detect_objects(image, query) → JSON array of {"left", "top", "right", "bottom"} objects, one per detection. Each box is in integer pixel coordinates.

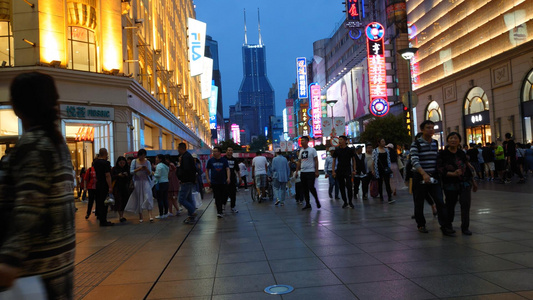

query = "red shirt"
[{"left": 84, "top": 167, "right": 97, "bottom": 190}]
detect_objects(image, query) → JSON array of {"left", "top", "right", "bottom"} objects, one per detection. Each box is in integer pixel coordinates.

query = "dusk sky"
[{"left": 195, "top": 0, "right": 344, "bottom": 117}]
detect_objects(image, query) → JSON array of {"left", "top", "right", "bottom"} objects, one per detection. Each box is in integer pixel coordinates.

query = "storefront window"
[
  {"left": 521, "top": 70, "right": 533, "bottom": 143},
  {"left": 68, "top": 27, "right": 97, "bottom": 72},
  {"left": 132, "top": 114, "right": 141, "bottom": 151},
  {"left": 464, "top": 87, "right": 491, "bottom": 145},
  {"left": 425, "top": 101, "right": 442, "bottom": 122},
  {"left": 0, "top": 22, "right": 14, "bottom": 66},
  {"left": 464, "top": 87, "right": 489, "bottom": 114},
  {"left": 0, "top": 107, "right": 20, "bottom": 136}
]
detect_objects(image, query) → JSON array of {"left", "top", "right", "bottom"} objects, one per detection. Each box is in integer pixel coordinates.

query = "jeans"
[
  {"left": 336, "top": 172, "right": 353, "bottom": 204},
  {"left": 444, "top": 183, "right": 471, "bottom": 231},
  {"left": 300, "top": 172, "right": 320, "bottom": 207},
  {"left": 326, "top": 170, "right": 339, "bottom": 197},
  {"left": 413, "top": 175, "right": 451, "bottom": 229},
  {"left": 178, "top": 182, "right": 196, "bottom": 217},
  {"left": 273, "top": 179, "right": 287, "bottom": 203},
  {"left": 211, "top": 183, "right": 227, "bottom": 214},
  {"left": 156, "top": 182, "right": 169, "bottom": 216}
]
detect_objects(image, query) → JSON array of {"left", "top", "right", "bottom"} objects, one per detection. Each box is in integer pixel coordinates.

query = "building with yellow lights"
[
  {"left": 409, "top": 0, "right": 533, "bottom": 145},
  {"left": 0, "top": 0, "right": 210, "bottom": 173}
]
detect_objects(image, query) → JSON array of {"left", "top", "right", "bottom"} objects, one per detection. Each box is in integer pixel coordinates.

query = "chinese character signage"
[
  {"left": 231, "top": 124, "right": 240, "bottom": 144},
  {"left": 187, "top": 18, "right": 206, "bottom": 77},
  {"left": 366, "top": 22, "right": 389, "bottom": 117},
  {"left": 345, "top": 0, "right": 362, "bottom": 22},
  {"left": 296, "top": 57, "right": 308, "bottom": 99},
  {"left": 310, "top": 83, "right": 322, "bottom": 138},
  {"left": 209, "top": 85, "right": 218, "bottom": 130},
  {"left": 61, "top": 105, "right": 114, "bottom": 121}
]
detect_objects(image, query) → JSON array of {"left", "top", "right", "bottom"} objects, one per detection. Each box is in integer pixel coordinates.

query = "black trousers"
[
  {"left": 377, "top": 173, "right": 392, "bottom": 199},
  {"left": 295, "top": 181, "right": 303, "bottom": 202},
  {"left": 227, "top": 180, "right": 237, "bottom": 208},
  {"left": 95, "top": 188, "right": 109, "bottom": 224},
  {"left": 336, "top": 172, "right": 353, "bottom": 204},
  {"left": 300, "top": 172, "right": 320, "bottom": 206},
  {"left": 354, "top": 175, "right": 371, "bottom": 198},
  {"left": 211, "top": 183, "right": 227, "bottom": 214},
  {"left": 86, "top": 189, "right": 96, "bottom": 216},
  {"left": 156, "top": 182, "right": 169, "bottom": 216},
  {"left": 444, "top": 184, "right": 471, "bottom": 231}
]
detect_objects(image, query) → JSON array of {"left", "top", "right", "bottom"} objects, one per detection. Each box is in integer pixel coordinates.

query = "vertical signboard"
[
  {"left": 345, "top": 0, "right": 362, "bottom": 22},
  {"left": 231, "top": 124, "right": 240, "bottom": 144},
  {"left": 296, "top": 57, "right": 308, "bottom": 99},
  {"left": 187, "top": 18, "right": 206, "bottom": 77},
  {"left": 200, "top": 57, "right": 213, "bottom": 99},
  {"left": 366, "top": 22, "right": 389, "bottom": 117},
  {"left": 208, "top": 84, "right": 218, "bottom": 130},
  {"left": 310, "top": 84, "right": 322, "bottom": 138}
]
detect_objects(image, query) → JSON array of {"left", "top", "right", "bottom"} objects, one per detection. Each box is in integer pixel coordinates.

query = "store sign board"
[
  {"left": 296, "top": 57, "right": 308, "bottom": 98},
  {"left": 464, "top": 110, "right": 490, "bottom": 127},
  {"left": 310, "top": 84, "right": 322, "bottom": 137},
  {"left": 61, "top": 104, "right": 114, "bottom": 121},
  {"left": 366, "top": 22, "right": 388, "bottom": 117},
  {"left": 200, "top": 57, "right": 213, "bottom": 99},
  {"left": 209, "top": 85, "right": 218, "bottom": 130},
  {"left": 187, "top": 18, "right": 207, "bottom": 77}
]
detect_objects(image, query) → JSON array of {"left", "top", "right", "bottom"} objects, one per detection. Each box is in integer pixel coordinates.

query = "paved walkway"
[{"left": 74, "top": 177, "right": 533, "bottom": 300}]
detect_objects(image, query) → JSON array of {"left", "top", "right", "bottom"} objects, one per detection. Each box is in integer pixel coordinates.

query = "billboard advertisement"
[
  {"left": 326, "top": 71, "right": 353, "bottom": 122},
  {"left": 187, "top": 18, "right": 206, "bottom": 77},
  {"left": 200, "top": 57, "right": 213, "bottom": 99},
  {"left": 310, "top": 83, "right": 322, "bottom": 138},
  {"left": 208, "top": 84, "right": 218, "bottom": 130},
  {"left": 366, "top": 22, "right": 389, "bottom": 117}
]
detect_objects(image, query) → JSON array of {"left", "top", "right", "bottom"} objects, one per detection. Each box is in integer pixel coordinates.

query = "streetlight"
[
  {"left": 398, "top": 47, "right": 418, "bottom": 140},
  {"left": 326, "top": 99, "right": 338, "bottom": 141}
]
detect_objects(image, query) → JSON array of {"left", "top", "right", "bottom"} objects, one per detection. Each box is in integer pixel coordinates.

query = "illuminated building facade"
[
  {"left": 0, "top": 0, "right": 210, "bottom": 176},
  {"left": 409, "top": 0, "right": 533, "bottom": 144}
]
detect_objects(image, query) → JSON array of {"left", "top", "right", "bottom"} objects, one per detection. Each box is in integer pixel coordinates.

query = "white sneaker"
[
  {"left": 231, "top": 208, "right": 239, "bottom": 213},
  {"left": 166, "top": 213, "right": 174, "bottom": 217},
  {"left": 217, "top": 213, "right": 224, "bottom": 218},
  {"left": 155, "top": 215, "right": 167, "bottom": 219}
]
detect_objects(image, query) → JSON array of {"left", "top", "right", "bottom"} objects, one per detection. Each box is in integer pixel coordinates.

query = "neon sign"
[
  {"left": 310, "top": 83, "right": 322, "bottom": 138},
  {"left": 366, "top": 22, "right": 388, "bottom": 117},
  {"left": 208, "top": 84, "right": 218, "bottom": 130},
  {"left": 296, "top": 57, "right": 308, "bottom": 99},
  {"left": 231, "top": 124, "right": 240, "bottom": 144}
]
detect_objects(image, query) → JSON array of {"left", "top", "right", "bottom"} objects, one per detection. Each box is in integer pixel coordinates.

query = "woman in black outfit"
[
  {"left": 112, "top": 156, "right": 131, "bottom": 222},
  {"left": 372, "top": 138, "right": 394, "bottom": 203},
  {"left": 437, "top": 132, "right": 478, "bottom": 235}
]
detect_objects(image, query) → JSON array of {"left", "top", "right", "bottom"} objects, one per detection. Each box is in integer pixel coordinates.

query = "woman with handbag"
[
  {"left": 437, "top": 132, "right": 477, "bottom": 235},
  {"left": 125, "top": 149, "right": 154, "bottom": 223},
  {"left": 372, "top": 138, "right": 394, "bottom": 203}
]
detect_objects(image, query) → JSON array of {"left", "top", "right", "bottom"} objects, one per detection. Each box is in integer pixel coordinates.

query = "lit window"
[
  {"left": 0, "top": 22, "right": 14, "bottom": 66},
  {"left": 68, "top": 27, "right": 97, "bottom": 72},
  {"left": 523, "top": 69, "right": 533, "bottom": 103},
  {"left": 464, "top": 87, "right": 489, "bottom": 115}
]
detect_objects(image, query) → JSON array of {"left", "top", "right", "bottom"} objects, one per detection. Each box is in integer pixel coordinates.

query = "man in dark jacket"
[{"left": 177, "top": 143, "right": 197, "bottom": 223}]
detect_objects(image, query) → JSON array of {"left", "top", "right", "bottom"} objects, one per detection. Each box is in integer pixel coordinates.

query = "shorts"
[
  {"left": 484, "top": 162, "right": 495, "bottom": 171},
  {"left": 255, "top": 174, "right": 267, "bottom": 188},
  {"left": 495, "top": 160, "right": 506, "bottom": 171}
]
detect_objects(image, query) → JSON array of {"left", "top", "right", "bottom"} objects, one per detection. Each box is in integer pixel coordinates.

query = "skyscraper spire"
[
  {"left": 257, "top": 8, "right": 262, "bottom": 46},
  {"left": 243, "top": 9, "right": 248, "bottom": 45}
]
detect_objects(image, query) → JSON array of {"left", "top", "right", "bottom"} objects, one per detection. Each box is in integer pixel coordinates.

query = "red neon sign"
[
  {"left": 310, "top": 84, "right": 322, "bottom": 138},
  {"left": 366, "top": 22, "right": 388, "bottom": 117},
  {"left": 346, "top": 0, "right": 360, "bottom": 20}
]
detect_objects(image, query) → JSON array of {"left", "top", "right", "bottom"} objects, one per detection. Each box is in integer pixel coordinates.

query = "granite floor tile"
[
  {"left": 412, "top": 274, "right": 507, "bottom": 298},
  {"left": 269, "top": 257, "right": 327, "bottom": 273},
  {"left": 82, "top": 283, "right": 153, "bottom": 300},
  {"left": 212, "top": 291, "right": 282, "bottom": 300},
  {"left": 159, "top": 264, "right": 216, "bottom": 281},
  {"left": 147, "top": 278, "right": 214, "bottom": 299},
  {"left": 212, "top": 273, "right": 276, "bottom": 295},
  {"left": 216, "top": 261, "right": 271, "bottom": 277},
  {"left": 495, "top": 252, "right": 533, "bottom": 268},
  {"left": 264, "top": 247, "right": 316, "bottom": 260},
  {"left": 388, "top": 260, "right": 467, "bottom": 278},
  {"left": 445, "top": 255, "right": 526, "bottom": 272},
  {"left": 319, "top": 253, "right": 382, "bottom": 268},
  {"left": 281, "top": 284, "right": 357, "bottom": 300},
  {"left": 310, "top": 244, "right": 364, "bottom": 256},
  {"left": 467, "top": 242, "right": 533, "bottom": 255},
  {"left": 273, "top": 269, "right": 342, "bottom": 288},
  {"left": 332, "top": 264, "right": 404, "bottom": 284},
  {"left": 217, "top": 250, "right": 266, "bottom": 264},
  {"left": 475, "top": 269, "right": 533, "bottom": 291},
  {"left": 347, "top": 279, "right": 436, "bottom": 300}
]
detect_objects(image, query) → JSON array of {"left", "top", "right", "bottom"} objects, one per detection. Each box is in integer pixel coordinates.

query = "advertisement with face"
[
  {"left": 353, "top": 63, "right": 369, "bottom": 119},
  {"left": 327, "top": 72, "right": 353, "bottom": 122}
]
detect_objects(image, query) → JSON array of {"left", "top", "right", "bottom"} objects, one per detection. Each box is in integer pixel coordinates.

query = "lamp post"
[
  {"left": 398, "top": 47, "right": 418, "bottom": 140},
  {"left": 326, "top": 99, "right": 338, "bottom": 144}
]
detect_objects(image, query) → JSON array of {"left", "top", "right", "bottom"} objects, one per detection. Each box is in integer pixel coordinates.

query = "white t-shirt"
[
  {"left": 299, "top": 147, "right": 318, "bottom": 172},
  {"left": 239, "top": 162, "right": 247, "bottom": 176},
  {"left": 252, "top": 155, "right": 268, "bottom": 175}
]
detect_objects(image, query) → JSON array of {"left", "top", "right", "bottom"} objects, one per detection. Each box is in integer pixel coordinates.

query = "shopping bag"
[
  {"left": 192, "top": 191, "right": 202, "bottom": 208},
  {"left": 370, "top": 179, "right": 379, "bottom": 198}
]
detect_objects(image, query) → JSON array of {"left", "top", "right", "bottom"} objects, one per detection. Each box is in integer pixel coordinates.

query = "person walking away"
[
  {"left": 176, "top": 143, "right": 197, "bottom": 224},
  {"left": 362, "top": 144, "right": 375, "bottom": 200},
  {"left": 324, "top": 147, "right": 340, "bottom": 199},
  {"left": 112, "top": 156, "right": 131, "bottom": 222},
  {"left": 354, "top": 145, "right": 371, "bottom": 201},
  {"left": 410, "top": 120, "right": 454, "bottom": 236},
  {"left": 225, "top": 147, "right": 240, "bottom": 213},
  {"left": 466, "top": 143, "right": 481, "bottom": 180},
  {"left": 166, "top": 154, "right": 181, "bottom": 216},
  {"left": 79, "top": 167, "right": 87, "bottom": 201},
  {"left": 476, "top": 143, "right": 485, "bottom": 180},
  {"left": 193, "top": 154, "right": 204, "bottom": 199},
  {"left": 494, "top": 141, "right": 506, "bottom": 182},
  {"left": 295, "top": 136, "right": 321, "bottom": 210},
  {"left": 504, "top": 133, "right": 525, "bottom": 184},
  {"left": 482, "top": 142, "right": 495, "bottom": 181},
  {"left": 84, "top": 160, "right": 98, "bottom": 219},
  {"left": 332, "top": 135, "right": 355, "bottom": 208},
  {"left": 438, "top": 132, "right": 478, "bottom": 235},
  {"left": 94, "top": 148, "right": 114, "bottom": 227},
  {"left": 154, "top": 154, "right": 170, "bottom": 219},
  {"left": 0, "top": 72, "right": 75, "bottom": 299},
  {"left": 125, "top": 148, "right": 154, "bottom": 223},
  {"left": 272, "top": 149, "right": 291, "bottom": 206},
  {"left": 252, "top": 151, "right": 268, "bottom": 200},
  {"left": 372, "top": 138, "right": 394, "bottom": 203},
  {"left": 206, "top": 147, "right": 230, "bottom": 218},
  {"left": 387, "top": 143, "right": 403, "bottom": 196},
  {"left": 238, "top": 159, "right": 249, "bottom": 191}
]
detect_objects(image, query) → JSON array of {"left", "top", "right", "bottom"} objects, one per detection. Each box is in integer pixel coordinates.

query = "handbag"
[{"left": 370, "top": 179, "right": 379, "bottom": 198}]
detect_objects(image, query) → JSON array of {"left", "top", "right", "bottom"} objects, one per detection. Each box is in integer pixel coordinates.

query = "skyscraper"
[
  {"left": 229, "top": 9, "right": 275, "bottom": 145},
  {"left": 205, "top": 35, "right": 224, "bottom": 144}
]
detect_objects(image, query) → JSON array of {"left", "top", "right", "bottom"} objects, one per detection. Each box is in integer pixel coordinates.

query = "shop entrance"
[
  {"left": 0, "top": 137, "right": 17, "bottom": 158},
  {"left": 466, "top": 124, "right": 491, "bottom": 145}
]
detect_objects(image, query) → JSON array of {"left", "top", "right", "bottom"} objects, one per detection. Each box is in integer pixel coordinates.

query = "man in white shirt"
[
  {"left": 238, "top": 160, "right": 248, "bottom": 191},
  {"left": 252, "top": 151, "right": 268, "bottom": 199},
  {"left": 295, "top": 136, "right": 321, "bottom": 210}
]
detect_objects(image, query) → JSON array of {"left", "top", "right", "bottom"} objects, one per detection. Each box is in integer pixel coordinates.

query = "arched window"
[
  {"left": 464, "top": 87, "right": 489, "bottom": 115},
  {"left": 522, "top": 69, "right": 533, "bottom": 103},
  {"left": 425, "top": 101, "right": 442, "bottom": 122}
]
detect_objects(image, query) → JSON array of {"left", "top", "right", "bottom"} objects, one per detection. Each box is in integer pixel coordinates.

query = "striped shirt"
[{"left": 410, "top": 137, "right": 439, "bottom": 175}]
